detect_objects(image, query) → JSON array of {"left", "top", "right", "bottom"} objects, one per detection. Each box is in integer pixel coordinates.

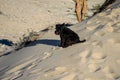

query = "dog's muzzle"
[{"left": 55, "top": 31, "right": 59, "bottom": 35}]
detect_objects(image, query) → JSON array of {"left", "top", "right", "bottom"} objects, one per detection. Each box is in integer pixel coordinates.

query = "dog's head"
[{"left": 55, "top": 23, "right": 65, "bottom": 35}]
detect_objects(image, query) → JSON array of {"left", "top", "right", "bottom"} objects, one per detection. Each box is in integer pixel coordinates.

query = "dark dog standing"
[{"left": 55, "top": 23, "right": 86, "bottom": 48}]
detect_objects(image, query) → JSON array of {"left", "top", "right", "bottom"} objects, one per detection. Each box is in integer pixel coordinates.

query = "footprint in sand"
[
  {"left": 44, "top": 66, "right": 67, "bottom": 77},
  {"left": 84, "top": 77, "right": 102, "bottom": 80},
  {"left": 29, "top": 68, "right": 42, "bottom": 75},
  {"left": 42, "top": 52, "right": 53, "bottom": 60},
  {"left": 102, "top": 66, "right": 120, "bottom": 79},
  {"left": 79, "top": 50, "right": 91, "bottom": 58},
  {"left": 89, "top": 59, "right": 106, "bottom": 64},
  {"left": 3, "top": 58, "right": 40, "bottom": 80},
  {"left": 91, "top": 47, "right": 107, "bottom": 60},
  {"left": 0, "top": 66, "right": 9, "bottom": 72},
  {"left": 92, "top": 40, "right": 103, "bottom": 47},
  {"left": 27, "top": 64, "right": 37, "bottom": 70},
  {"left": 52, "top": 46, "right": 63, "bottom": 50},
  {"left": 6, "top": 58, "right": 39, "bottom": 74},
  {"left": 88, "top": 48, "right": 106, "bottom": 64},
  {"left": 1, "top": 70, "right": 23, "bottom": 80},
  {"left": 104, "top": 23, "right": 114, "bottom": 33},
  {"left": 80, "top": 58, "right": 88, "bottom": 64},
  {"left": 52, "top": 47, "right": 57, "bottom": 50},
  {"left": 107, "top": 38, "right": 120, "bottom": 44},
  {"left": 79, "top": 49, "right": 91, "bottom": 64},
  {"left": 86, "top": 26, "right": 97, "bottom": 31},
  {"left": 10, "top": 73, "right": 23, "bottom": 80},
  {"left": 105, "top": 73, "right": 120, "bottom": 80},
  {"left": 91, "top": 52, "right": 106, "bottom": 60},
  {"left": 60, "top": 73, "right": 77, "bottom": 80},
  {"left": 1, "top": 76, "right": 13, "bottom": 80},
  {"left": 88, "top": 63, "right": 101, "bottom": 72},
  {"left": 116, "top": 59, "right": 120, "bottom": 64}
]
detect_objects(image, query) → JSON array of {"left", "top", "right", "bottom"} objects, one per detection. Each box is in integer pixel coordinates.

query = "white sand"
[{"left": 0, "top": 0, "right": 120, "bottom": 80}]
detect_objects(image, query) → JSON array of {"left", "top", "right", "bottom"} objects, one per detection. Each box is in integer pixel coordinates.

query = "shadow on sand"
[
  {"left": 28, "top": 39, "right": 60, "bottom": 47},
  {"left": 0, "top": 39, "right": 13, "bottom": 46},
  {"left": 0, "top": 39, "right": 60, "bottom": 57}
]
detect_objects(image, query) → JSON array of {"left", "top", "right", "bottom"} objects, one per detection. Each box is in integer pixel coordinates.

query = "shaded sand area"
[{"left": 0, "top": 0, "right": 120, "bottom": 80}]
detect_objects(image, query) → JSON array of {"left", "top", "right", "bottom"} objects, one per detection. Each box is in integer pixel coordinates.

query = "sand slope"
[{"left": 0, "top": 0, "right": 120, "bottom": 80}]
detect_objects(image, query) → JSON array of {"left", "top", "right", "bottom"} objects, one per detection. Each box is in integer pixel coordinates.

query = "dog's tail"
[{"left": 78, "top": 39, "right": 86, "bottom": 43}]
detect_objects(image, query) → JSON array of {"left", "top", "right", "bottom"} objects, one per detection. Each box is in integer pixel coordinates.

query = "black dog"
[{"left": 55, "top": 23, "right": 86, "bottom": 48}]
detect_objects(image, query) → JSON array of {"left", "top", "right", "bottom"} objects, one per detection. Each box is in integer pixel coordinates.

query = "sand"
[{"left": 0, "top": 0, "right": 120, "bottom": 80}]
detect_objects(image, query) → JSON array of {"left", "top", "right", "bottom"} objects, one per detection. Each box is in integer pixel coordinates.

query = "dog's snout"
[{"left": 55, "top": 31, "right": 59, "bottom": 35}]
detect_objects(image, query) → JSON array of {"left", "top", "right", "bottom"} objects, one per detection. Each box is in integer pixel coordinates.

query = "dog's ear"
[
  {"left": 56, "top": 24, "right": 59, "bottom": 27},
  {"left": 56, "top": 24, "right": 61, "bottom": 27},
  {"left": 55, "top": 23, "right": 66, "bottom": 33},
  {"left": 62, "top": 23, "right": 65, "bottom": 26}
]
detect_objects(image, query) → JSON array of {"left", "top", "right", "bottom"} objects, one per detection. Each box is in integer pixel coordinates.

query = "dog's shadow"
[
  {"left": 28, "top": 39, "right": 60, "bottom": 47},
  {"left": 0, "top": 39, "right": 13, "bottom": 46}
]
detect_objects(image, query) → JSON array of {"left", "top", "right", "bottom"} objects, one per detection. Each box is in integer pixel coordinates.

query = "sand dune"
[{"left": 0, "top": 0, "right": 120, "bottom": 80}]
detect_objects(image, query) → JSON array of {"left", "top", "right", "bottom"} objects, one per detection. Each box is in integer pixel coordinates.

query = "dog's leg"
[
  {"left": 60, "top": 35, "right": 65, "bottom": 47},
  {"left": 61, "top": 39, "right": 65, "bottom": 47},
  {"left": 63, "top": 39, "right": 71, "bottom": 48}
]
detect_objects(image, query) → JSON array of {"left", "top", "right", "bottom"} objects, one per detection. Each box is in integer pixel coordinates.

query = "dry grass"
[
  {"left": 92, "top": 4, "right": 102, "bottom": 12},
  {"left": 15, "top": 29, "right": 40, "bottom": 50}
]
